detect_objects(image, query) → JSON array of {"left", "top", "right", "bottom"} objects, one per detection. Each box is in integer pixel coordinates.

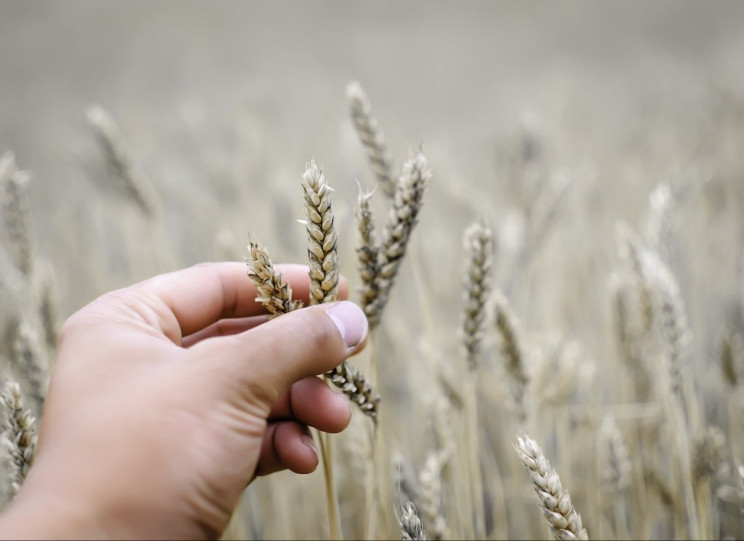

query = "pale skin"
[{"left": 0, "top": 262, "right": 368, "bottom": 540}]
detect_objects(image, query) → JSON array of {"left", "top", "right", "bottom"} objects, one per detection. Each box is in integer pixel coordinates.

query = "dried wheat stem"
[
  {"left": 362, "top": 149, "right": 430, "bottom": 329},
  {"left": 346, "top": 81, "right": 396, "bottom": 197},
  {"left": 0, "top": 380, "right": 38, "bottom": 498},
  {"left": 86, "top": 104, "right": 158, "bottom": 216},
  {"left": 302, "top": 159, "right": 339, "bottom": 305},
  {"left": 398, "top": 501, "right": 427, "bottom": 541},
  {"left": 0, "top": 153, "right": 33, "bottom": 277},
  {"left": 461, "top": 221, "right": 494, "bottom": 371},
  {"left": 515, "top": 433, "right": 589, "bottom": 540}
]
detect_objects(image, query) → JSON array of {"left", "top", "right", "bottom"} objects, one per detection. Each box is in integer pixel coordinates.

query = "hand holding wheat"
[{"left": 0, "top": 262, "right": 367, "bottom": 540}]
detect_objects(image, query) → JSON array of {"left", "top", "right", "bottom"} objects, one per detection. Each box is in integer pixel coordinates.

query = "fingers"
[
  {"left": 190, "top": 300, "right": 368, "bottom": 406},
  {"left": 132, "top": 262, "right": 349, "bottom": 338},
  {"left": 255, "top": 421, "right": 319, "bottom": 476},
  {"left": 268, "top": 377, "right": 351, "bottom": 433},
  {"left": 181, "top": 315, "right": 268, "bottom": 347}
]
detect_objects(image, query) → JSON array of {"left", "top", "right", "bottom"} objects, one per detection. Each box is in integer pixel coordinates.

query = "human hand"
[{"left": 0, "top": 262, "right": 368, "bottom": 540}]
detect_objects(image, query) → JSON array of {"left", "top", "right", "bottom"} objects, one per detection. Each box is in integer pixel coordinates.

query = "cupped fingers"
[
  {"left": 181, "top": 315, "right": 269, "bottom": 347},
  {"left": 255, "top": 421, "right": 319, "bottom": 476},
  {"left": 268, "top": 377, "right": 351, "bottom": 433}
]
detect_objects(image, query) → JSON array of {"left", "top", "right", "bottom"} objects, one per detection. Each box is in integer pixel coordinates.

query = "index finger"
[{"left": 135, "top": 262, "right": 349, "bottom": 338}]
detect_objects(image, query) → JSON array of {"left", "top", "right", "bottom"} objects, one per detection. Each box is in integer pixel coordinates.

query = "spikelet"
[
  {"left": 346, "top": 81, "right": 396, "bottom": 197},
  {"left": 515, "top": 433, "right": 589, "bottom": 540},
  {"left": 301, "top": 159, "right": 339, "bottom": 305},
  {"left": 0, "top": 380, "right": 38, "bottom": 498},
  {"left": 461, "top": 220, "right": 494, "bottom": 371}
]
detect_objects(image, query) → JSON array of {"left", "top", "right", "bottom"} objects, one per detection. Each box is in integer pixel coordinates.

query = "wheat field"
[{"left": 1, "top": 2, "right": 744, "bottom": 539}]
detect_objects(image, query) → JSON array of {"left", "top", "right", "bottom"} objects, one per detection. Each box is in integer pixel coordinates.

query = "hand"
[{"left": 0, "top": 262, "right": 368, "bottom": 540}]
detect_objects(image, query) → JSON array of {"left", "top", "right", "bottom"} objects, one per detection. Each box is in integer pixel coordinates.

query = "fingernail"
[
  {"left": 326, "top": 301, "right": 368, "bottom": 348},
  {"left": 302, "top": 434, "right": 318, "bottom": 458}
]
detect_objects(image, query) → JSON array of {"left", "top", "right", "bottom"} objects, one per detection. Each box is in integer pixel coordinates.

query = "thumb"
[{"left": 192, "top": 301, "right": 368, "bottom": 405}]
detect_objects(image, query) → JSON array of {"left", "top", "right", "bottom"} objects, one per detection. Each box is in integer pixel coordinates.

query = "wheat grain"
[
  {"left": 0, "top": 380, "right": 38, "bottom": 498},
  {"left": 461, "top": 220, "right": 494, "bottom": 371},
  {"left": 301, "top": 159, "right": 339, "bottom": 305},
  {"left": 515, "top": 433, "right": 589, "bottom": 540},
  {"left": 346, "top": 81, "right": 396, "bottom": 197}
]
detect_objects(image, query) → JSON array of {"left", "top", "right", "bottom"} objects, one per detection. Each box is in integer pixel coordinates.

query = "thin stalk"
[
  {"left": 318, "top": 415, "right": 342, "bottom": 541},
  {"left": 465, "top": 373, "right": 487, "bottom": 540}
]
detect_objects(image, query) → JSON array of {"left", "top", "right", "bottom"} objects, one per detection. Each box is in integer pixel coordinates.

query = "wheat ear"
[
  {"left": 0, "top": 152, "right": 33, "bottom": 277},
  {"left": 245, "top": 235, "right": 303, "bottom": 317},
  {"left": 10, "top": 321, "right": 49, "bottom": 416},
  {"left": 86, "top": 104, "right": 158, "bottom": 216},
  {"left": 302, "top": 159, "right": 339, "bottom": 305},
  {"left": 515, "top": 433, "right": 589, "bottom": 540},
  {"left": 356, "top": 185, "right": 380, "bottom": 316},
  {"left": 300, "top": 160, "right": 380, "bottom": 422},
  {"left": 346, "top": 81, "right": 396, "bottom": 197},
  {"left": 398, "top": 501, "right": 427, "bottom": 541},
  {"left": 0, "top": 380, "right": 38, "bottom": 498},
  {"left": 461, "top": 220, "right": 494, "bottom": 371},
  {"left": 362, "top": 149, "right": 430, "bottom": 329},
  {"left": 492, "top": 290, "right": 528, "bottom": 423}
]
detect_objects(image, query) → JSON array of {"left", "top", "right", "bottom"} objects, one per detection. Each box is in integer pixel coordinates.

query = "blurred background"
[{"left": 1, "top": 2, "right": 744, "bottom": 539}]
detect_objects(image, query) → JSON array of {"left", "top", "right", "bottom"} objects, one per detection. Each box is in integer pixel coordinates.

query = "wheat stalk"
[
  {"left": 0, "top": 380, "right": 38, "bottom": 498},
  {"left": 346, "top": 81, "right": 396, "bottom": 198},
  {"left": 515, "top": 433, "right": 589, "bottom": 540},
  {"left": 361, "top": 149, "right": 430, "bottom": 329}
]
